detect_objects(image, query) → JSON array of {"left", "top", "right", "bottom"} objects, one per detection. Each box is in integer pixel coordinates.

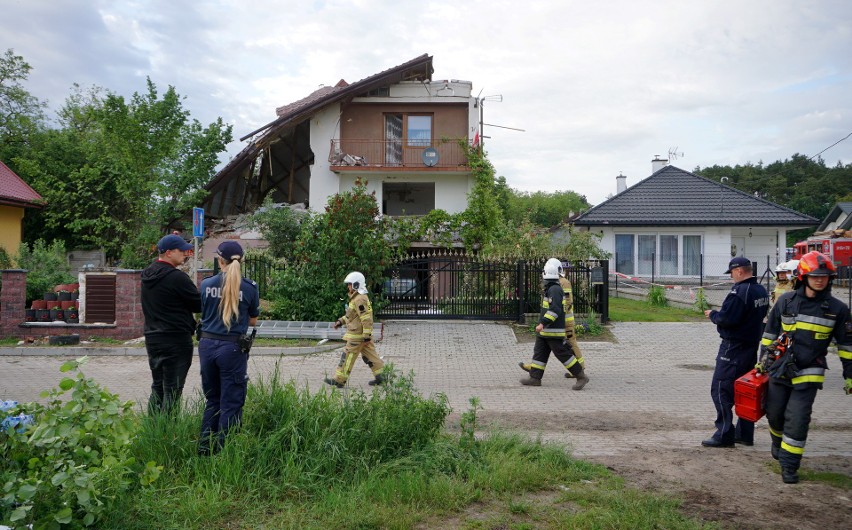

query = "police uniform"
[
  {"left": 523, "top": 279, "right": 585, "bottom": 381},
  {"left": 331, "top": 291, "right": 384, "bottom": 385},
  {"left": 706, "top": 276, "right": 769, "bottom": 445},
  {"left": 761, "top": 286, "right": 852, "bottom": 474},
  {"left": 198, "top": 273, "right": 260, "bottom": 454}
]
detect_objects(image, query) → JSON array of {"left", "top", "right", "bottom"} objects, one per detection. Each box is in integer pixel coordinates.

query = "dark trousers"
[
  {"left": 145, "top": 335, "right": 193, "bottom": 415},
  {"left": 198, "top": 338, "right": 249, "bottom": 454},
  {"left": 710, "top": 339, "right": 757, "bottom": 444},
  {"left": 765, "top": 377, "right": 818, "bottom": 471},
  {"left": 528, "top": 337, "right": 580, "bottom": 379}
]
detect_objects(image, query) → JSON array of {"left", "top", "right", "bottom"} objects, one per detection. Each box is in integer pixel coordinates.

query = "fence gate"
[{"left": 377, "top": 253, "right": 609, "bottom": 322}]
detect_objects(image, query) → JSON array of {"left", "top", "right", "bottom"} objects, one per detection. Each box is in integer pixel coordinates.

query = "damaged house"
[{"left": 202, "top": 53, "right": 480, "bottom": 230}]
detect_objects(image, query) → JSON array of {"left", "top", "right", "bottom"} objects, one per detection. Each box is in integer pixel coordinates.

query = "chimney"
[
  {"left": 652, "top": 155, "right": 669, "bottom": 173},
  {"left": 616, "top": 173, "right": 627, "bottom": 194}
]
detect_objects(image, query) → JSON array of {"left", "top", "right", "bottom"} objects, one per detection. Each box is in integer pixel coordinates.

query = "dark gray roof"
[
  {"left": 574, "top": 165, "right": 818, "bottom": 227},
  {"left": 816, "top": 202, "right": 852, "bottom": 232}
]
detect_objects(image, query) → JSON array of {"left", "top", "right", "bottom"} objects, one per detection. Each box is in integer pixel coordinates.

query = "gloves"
[
  {"left": 845, "top": 378, "right": 852, "bottom": 395},
  {"left": 754, "top": 363, "right": 765, "bottom": 374},
  {"left": 332, "top": 320, "right": 341, "bottom": 329}
]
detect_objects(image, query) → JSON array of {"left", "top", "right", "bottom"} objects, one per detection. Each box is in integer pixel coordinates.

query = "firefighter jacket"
[
  {"left": 339, "top": 291, "right": 373, "bottom": 341},
  {"left": 708, "top": 277, "right": 769, "bottom": 344},
  {"left": 537, "top": 280, "right": 566, "bottom": 339},
  {"left": 559, "top": 277, "right": 577, "bottom": 334},
  {"left": 770, "top": 279, "right": 792, "bottom": 307},
  {"left": 762, "top": 286, "right": 852, "bottom": 387}
]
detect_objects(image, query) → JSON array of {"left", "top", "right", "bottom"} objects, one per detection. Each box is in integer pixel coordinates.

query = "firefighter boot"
[
  {"left": 520, "top": 376, "right": 542, "bottom": 386},
  {"left": 564, "top": 358, "right": 585, "bottom": 378},
  {"left": 324, "top": 377, "right": 344, "bottom": 389},
  {"left": 368, "top": 373, "right": 385, "bottom": 386},
  {"left": 771, "top": 444, "right": 780, "bottom": 461},
  {"left": 570, "top": 365, "right": 589, "bottom": 391},
  {"left": 519, "top": 361, "right": 531, "bottom": 373},
  {"left": 781, "top": 467, "right": 799, "bottom": 484}
]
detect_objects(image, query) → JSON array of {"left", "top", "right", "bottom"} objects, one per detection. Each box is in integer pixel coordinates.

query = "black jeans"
[{"left": 146, "top": 335, "right": 194, "bottom": 415}]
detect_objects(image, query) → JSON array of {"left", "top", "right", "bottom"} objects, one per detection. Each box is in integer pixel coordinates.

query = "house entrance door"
[{"left": 731, "top": 237, "right": 746, "bottom": 257}]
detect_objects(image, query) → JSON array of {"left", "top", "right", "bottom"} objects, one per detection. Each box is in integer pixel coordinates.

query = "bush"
[
  {"left": 647, "top": 285, "right": 668, "bottom": 307},
  {"left": 0, "top": 357, "right": 160, "bottom": 529},
  {"left": 16, "top": 239, "right": 76, "bottom": 304},
  {"left": 693, "top": 287, "right": 710, "bottom": 312}
]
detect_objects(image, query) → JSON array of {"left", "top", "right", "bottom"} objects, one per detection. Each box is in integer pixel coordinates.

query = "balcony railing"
[{"left": 329, "top": 139, "right": 469, "bottom": 169}]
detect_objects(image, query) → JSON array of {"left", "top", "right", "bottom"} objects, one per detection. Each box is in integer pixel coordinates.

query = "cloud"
[{"left": 2, "top": 0, "right": 851, "bottom": 205}]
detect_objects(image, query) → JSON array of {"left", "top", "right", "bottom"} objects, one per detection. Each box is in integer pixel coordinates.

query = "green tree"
[
  {"left": 460, "top": 143, "right": 503, "bottom": 247},
  {"left": 246, "top": 197, "right": 305, "bottom": 261},
  {"left": 13, "top": 79, "right": 232, "bottom": 265},
  {"left": 16, "top": 239, "right": 76, "bottom": 304},
  {"left": 0, "top": 48, "right": 46, "bottom": 160},
  {"left": 506, "top": 189, "right": 590, "bottom": 228},
  {"left": 269, "top": 180, "right": 408, "bottom": 320}
]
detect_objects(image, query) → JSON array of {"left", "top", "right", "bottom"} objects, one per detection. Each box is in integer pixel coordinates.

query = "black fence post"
[
  {"left": 651, "top": 252, "right": 656, "bottom": 285},
  {"left": 517, "top": 259, "right": 526, "bottom": 323},
  {"left": 600, "top": 259, "right": 609, "bottom": 323},
  {"left": 700, "top": 253, "right": 704, "bottom": 287}
]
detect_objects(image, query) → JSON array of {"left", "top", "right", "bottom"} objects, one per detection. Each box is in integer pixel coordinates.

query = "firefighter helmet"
[
  {"left": 795, "top": 251, "right": 836, "bottom": 280},
  {"left": 775, "top": 262, "right": 787, "bottom": 273},
  {"left": 543, "top": 258, "right": 562, "bottom": 280},
  {"left": 344, "top": 271, "right": 368, "bottom": 294}
]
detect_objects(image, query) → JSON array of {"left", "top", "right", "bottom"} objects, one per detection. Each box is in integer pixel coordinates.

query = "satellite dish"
[{"left": 422, "top": 147, "right": 439, "bottom": 167}]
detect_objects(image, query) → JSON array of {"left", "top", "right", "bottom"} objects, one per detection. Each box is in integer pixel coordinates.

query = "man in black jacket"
[
  {"left": 703, "top": 256, "right": 769, "bottom": 448},
  {"left": 141, "top": 234, "right": 201, "bottom": 414}
]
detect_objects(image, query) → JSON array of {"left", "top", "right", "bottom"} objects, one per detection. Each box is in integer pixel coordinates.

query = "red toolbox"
[{"left": 734, "top": 368, "right": 769, "bottom": 422}]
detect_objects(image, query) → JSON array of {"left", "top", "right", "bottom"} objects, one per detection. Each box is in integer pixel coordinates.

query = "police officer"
[
  {"left": 325, "top": 271, "right": 385, "bottom": 388},
  {"left": 702, "top": 256, "right": 769, "bottom": 448},
  {"left": 761, "top": 251, "right": 852, "bottom": 484},
  {"left": 197, "top": 241, "right": 260, "bottom": 455},
  {"left": 519, "top": 258, "right": 589, "bottom": 389}
]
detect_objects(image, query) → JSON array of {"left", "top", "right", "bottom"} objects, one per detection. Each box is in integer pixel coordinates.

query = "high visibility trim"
[
  {"left": 565, "top": 315, "right": 575, "bottom": 322},
  {"left": 542, "top": 300, "right": 551, "bottom": 308},
  {"left": 782, "top": 434, "right": 806, "bottom": 450},
  {"left": 769, "top": 427, "right": 782, "bottom": 437},
  {"left": 791, "top": 374, "right": 824, "bottom": 385},
  {"left": 563, "top": 356, "right": 578, "bottom": 369},
  {"left": 795, "top": 321, "right": 834, "bottom": 334},
  {"left": 838, "top": 348, "right": 852, "bottom": 360},
  {"left": 781, "top": 323, "right": 796, "bottom": 332},
  {"left": 545, "top": 311, "right": 558, "bottom": 320},
  {"left": 539, "top": 331, "right": 564, "bottom": 337},
  {"left": 781, "top": 442, "right": 805, "bottom": 455},
  {"left": 781, "top": 315, "right": 796, "bottom": 325},
  {"left": 762, "top": 332, "right": 777, "bottom": 341},
  {"left": 796, "top": 314, "right": 836, "bottom": 328},
  {"left": 342, "top": 332, "right": 365, "bottom": 340},
  {"left": 761, "top": 338, "right": 774, "bottom": 347},
  {"left": 530, "top": 361, "right": 546, "bottom": 370}
]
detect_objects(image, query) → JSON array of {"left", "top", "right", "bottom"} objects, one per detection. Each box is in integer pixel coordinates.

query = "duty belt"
[{"left": 200, "top": 331, "right": 240, "bottom": 343}]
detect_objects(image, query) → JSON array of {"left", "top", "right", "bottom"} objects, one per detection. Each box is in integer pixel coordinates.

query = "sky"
[{"left": 3, "top": 0, "right": 852, "bottom": 206}]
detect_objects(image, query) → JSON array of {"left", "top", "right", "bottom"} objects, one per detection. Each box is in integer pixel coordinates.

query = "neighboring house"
[
  {"left": 0, "top": 159, "right": 43, "bottom": 258},
  {"left": 815, "top": 202, "right": 852, "bottom": 233},
  {"left": 203, "top": 54, "right": 479, "bottom": 220},
  {"left": 571, "top": 158, "right": 818, "bottom": 277}
]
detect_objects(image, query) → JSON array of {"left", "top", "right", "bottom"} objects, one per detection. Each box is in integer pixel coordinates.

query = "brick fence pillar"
[
  {"left": 1, "top": 269, "right": 27, "bottom": 337},
  {"left": 115, "top": 269, "right": 144, "bottom": 339}
]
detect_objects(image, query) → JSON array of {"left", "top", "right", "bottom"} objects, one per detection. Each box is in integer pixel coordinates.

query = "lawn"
[{"left": 608, "top": 296, "right": 707, "bottom": 322}]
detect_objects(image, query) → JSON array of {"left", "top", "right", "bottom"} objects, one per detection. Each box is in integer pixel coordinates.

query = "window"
[
  {"left": 407, "top": 115, "right": 432, "bottom": 147},
  {"left": 615, "top": 234, "right": 634, "bottom": 275},
  {"left": 385, "top": 114, "right": 403, "bottom": 165},
  {"left": 683, "top": 235, "right": 702, "bottom": 275},
  {"left": 638, "top": 235, "right": 656, "bottom": 275},
  {"left": 660, "top": 235, "right": 678, "bottom": 275},
  {"left": 382, "top": 182, "right": 435, "bottom": 216}
]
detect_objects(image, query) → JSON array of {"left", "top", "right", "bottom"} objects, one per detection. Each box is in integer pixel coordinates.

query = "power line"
[{"left": 807, "top": 130, "right": 852, "bottom": 161}]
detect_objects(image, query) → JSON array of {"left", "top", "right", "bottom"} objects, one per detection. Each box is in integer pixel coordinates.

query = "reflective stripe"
[
  {"left": 342, "top": 332, "right": 365, "bottom": 340},
  {"left": 542, "top": 300, "right": 550, "bottom": 308},
  {"left": 797, "top": 314, "right": 836, "bottom": 329},
  {"left": 781, "top": 315, "right": 796, "bottom": 325},
  {"left": 838, "top": 348, "right": 852, "bottom": 360},
  {"left": 539, "top": 331, "right": 564, "bottom": 337},
  {"left": 530, "top": 361, "right": 547, "bottom": 370},
  {"left": 565, "top": 315, "right": 575, "bottom": 322},
  {"left": 563, "top": 356, "right": 578, "bottom": 369},
  {"left": 781, "top": 442, "right": 805, "bottom": 455},
  {"left": 769, "top": 426, "right": 782, "bottom": 437},
  {"left": 781, "top": 322, "right": 796, "bottom": 332},
  {"left": 762, "top": 332, "right": 777, "bottom": 341},
  {"left": 795, "top": 321, "right": 834, "bottom": 334},
  {"left": 782, "top": 434, "right": 806, "bottom": 454},
  {"left": 761, "top": 338, "right": 774, "bottom": 347},
  {"left": 791, "top": 374, "right": 825, "bottom": 385}
]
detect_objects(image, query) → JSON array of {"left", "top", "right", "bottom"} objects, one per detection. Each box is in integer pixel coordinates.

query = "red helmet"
[{"left": 795, "top": 251, "right": 836, "bottom": 280}]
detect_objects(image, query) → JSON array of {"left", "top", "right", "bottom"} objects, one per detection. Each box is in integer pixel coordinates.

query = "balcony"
[{"left": 328, "top": 139, "right": 469, "bottom": 171}]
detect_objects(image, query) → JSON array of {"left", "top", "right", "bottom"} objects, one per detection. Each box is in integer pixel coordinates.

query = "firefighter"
[
  {"left": 760, "top": 251, "right": 852, "bottom": 484},
  {"left": 325, "top": 272, "right": 385, "bottom": 388},
  {"left": 518, "top": 258, "right": 589, "bottom": 389},
  {"left": 770, "top": 260, "right": 796, "bottom": 309},
  {"left": 702, "top": 256, "right": 769, "bottom": 448}
]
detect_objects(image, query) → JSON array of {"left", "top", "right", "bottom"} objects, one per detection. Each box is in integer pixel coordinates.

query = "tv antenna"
[{"left": 668, "top": 147, "right": 684, "bottom": 161}]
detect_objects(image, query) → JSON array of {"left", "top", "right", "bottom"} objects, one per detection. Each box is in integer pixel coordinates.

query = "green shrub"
[
  {"left": 0, "top": 357, "right": 160, "bottom": 529},
  {"left": 647, "top": 285, "right": 668, "bottom": 307},
  {"left": 16, "top": 239, "right": 76, "bottom": 304},
  {"left": 693, "top": 287, "right": 710, "bottom": 312}
]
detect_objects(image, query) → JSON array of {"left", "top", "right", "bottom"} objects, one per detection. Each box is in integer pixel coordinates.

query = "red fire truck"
[{"left": 792, "top": 237, "right": 852, "bottom": 267}]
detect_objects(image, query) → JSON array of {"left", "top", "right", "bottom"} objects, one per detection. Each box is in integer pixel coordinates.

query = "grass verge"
[{"left": 609, "top": 296, "right": 706, "bottom": 322}]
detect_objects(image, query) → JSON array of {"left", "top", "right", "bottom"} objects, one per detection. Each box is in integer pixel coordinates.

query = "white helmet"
[
  {"left": 775, "top": 262, "right": 787, "bottom": 273},
  {"left": 344, "top": 271, "right": 368, "bottom": 294},
  {"left": 543, "top": 258, "right": 562, "bottom": 280},
  {"left": 785, "top": 260, "right": 799, "bottom": 274}
]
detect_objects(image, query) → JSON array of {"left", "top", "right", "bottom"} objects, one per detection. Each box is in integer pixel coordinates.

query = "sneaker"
[
  {"left": 519, "top": 377, "right": 541, "bottom": 386},
  {"left": 781, "top": 467, "right": 799, "bottom": 484},
  {"left": 324, "top": 377, "right": 344, "bottom": 389}
]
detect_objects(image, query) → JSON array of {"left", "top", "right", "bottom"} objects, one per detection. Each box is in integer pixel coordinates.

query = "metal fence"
[
  {"left": 378, "top": 253, "right": 609, "bottom": 322},
  {"left": 214, "top": 253, "right": 282, "bottom": 299}
]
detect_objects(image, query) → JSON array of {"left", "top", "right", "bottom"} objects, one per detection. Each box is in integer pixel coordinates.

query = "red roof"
[{"left": 0, "top": 159, "right": 43, "bottom": 208}]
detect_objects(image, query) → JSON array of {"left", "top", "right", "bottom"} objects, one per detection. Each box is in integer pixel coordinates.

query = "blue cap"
[
  {"left": 724, "top": 256, "right": 751, "bottom": 274},
  {"left": 157, "top": 234, "right": 193, "bottom": 253},
  {"left": 216, "top": 241, "right": 244, "bottom": 260}
]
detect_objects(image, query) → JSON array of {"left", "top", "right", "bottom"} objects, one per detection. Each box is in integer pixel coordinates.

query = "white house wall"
[
  {"left": 338, "top": 172, "right": 472, "bottom": 214},
  {"left": 309, "top": 102, "right": 343, "bottom": 210}
]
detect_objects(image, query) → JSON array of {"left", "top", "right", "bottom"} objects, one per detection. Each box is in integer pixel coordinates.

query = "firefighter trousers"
[
  {"left": 765, "top": 377, "right": 819, "bottom": 472},
  {"left": 333, "top": 339, "right": 384, "bottom": 384},
  {"left": 567, "top": 333, "right": 584, "bottom": 363},
  {"left": 526, "top": 337, "right": 582, "bottom": 379}
]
